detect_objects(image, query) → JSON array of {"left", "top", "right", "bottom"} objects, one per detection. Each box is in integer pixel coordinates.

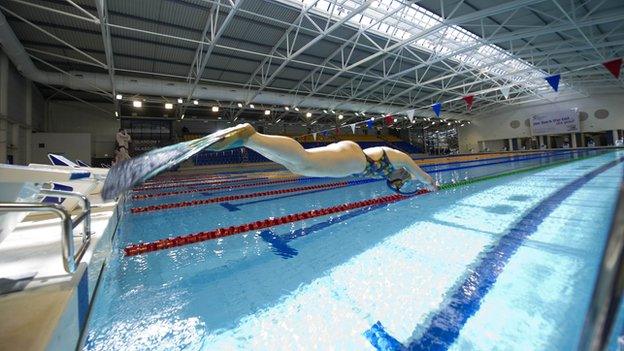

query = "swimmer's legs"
[{"left": 244, "top": 132, "right": 366, "bottom": 177}]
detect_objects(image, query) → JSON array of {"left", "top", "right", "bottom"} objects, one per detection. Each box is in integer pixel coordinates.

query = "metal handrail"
[
  {"left": 0, "top": 190, "right": 92, "bottom": 273},
  {"left": 578, "top": 182, "right": 624, "bottom": 351}
]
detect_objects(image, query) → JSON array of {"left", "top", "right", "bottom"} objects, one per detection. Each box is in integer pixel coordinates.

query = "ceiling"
[{"left": 1, "top": 0, "right": 623, "bottom": 125}]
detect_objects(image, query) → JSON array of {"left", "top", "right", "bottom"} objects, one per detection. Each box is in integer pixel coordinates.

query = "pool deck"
[{"left": 0, "top": 195, "right": 119, "bottom": 351}]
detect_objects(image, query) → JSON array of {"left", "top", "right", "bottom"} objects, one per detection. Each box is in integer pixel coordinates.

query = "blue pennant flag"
[
  {"left": 545, "top": 74, "right": 560, "bottom": 92},
  {"left": 432, "top": 102, "right": 442, "bottom": 117},
  {"left": 367, "top": 120, "right": 373, "bottom": 129}
]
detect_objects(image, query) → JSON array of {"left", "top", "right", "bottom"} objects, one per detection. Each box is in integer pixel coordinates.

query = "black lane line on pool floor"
[{"left": 364, "top": 156, "right": 624, "bottom": 351}]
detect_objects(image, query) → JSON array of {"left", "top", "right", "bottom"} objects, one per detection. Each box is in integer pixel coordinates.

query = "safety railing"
[
  {"left": 0, "top": 189, "right": 91, "bottom": 273},
  {"left": 578, "top": 181, "right": 624, "bottom": 351}
]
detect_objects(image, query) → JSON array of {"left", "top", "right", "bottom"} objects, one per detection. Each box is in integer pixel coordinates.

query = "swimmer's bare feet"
[{"left": 208, "top": 123, "right": 256, "bottom": 151}]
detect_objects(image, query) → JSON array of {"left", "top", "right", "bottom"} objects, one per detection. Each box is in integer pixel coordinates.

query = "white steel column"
[
  {"left": 25, "top": 79, "right": 32, "bottom": 163},
  {"left": 508, "top": 138, "right": 513, "bottom": 151},
  {"left": 0, "top": 52, "right": 8, "bottom": 163},
  {"left": 571, "top": 133, "right": 577, "bottom": 148},
  {"left": 613, "top": 130, "right": 619, "bottom": 145}
]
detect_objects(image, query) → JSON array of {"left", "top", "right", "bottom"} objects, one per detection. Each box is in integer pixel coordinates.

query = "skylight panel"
[{"left": 290, "top": 0, "right": 549, "bottom": 91}]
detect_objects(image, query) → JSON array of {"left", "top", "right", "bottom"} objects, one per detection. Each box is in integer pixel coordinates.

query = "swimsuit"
[{"left": 360, "top": 150, "right": 395, "bottom": 178}]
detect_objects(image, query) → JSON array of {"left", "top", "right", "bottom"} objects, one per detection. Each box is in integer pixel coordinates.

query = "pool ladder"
[
  {"left": 0, "top": 189, "right": 91, "bottom": 273},
  {"left": 578, "top": 181, "right": 624, "bottom": 351}
]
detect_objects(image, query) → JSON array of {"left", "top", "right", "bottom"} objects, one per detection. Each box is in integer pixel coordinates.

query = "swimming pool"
[{"left": 82, "top": 149, "right": 624, "bottom": 350}]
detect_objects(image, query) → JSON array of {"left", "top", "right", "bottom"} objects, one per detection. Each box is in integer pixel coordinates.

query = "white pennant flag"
[
  {"left": 500, "top": 86, "right": 510, "bottom": 99},
  {"left": 312, "top": 132, "right": 317, "bottom": 141},
  {"left": 406, "top": 109, "right": 415, "bottom": 122},
  {"left": 350, "top": 123, "right": 356, "bottom": 134}
]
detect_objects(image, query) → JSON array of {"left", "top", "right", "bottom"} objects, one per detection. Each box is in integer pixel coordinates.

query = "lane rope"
[
  {"left": 131, "top": 179, "right": 379, "bottom": 213},
  {"left": 123, "top": 151, "right": 608, "bottom": 256},
  {"left": 133, "top": 176, "right": 269, "bottom": 191},
  {"left": 132, "top": 150, "right": 586, "bottom": 198},
  {"left": 141, "top": 175, "right": 250, "bottom": 187},
  {"left": 132, "top": 176, "right": 309, "bottom": 200}
]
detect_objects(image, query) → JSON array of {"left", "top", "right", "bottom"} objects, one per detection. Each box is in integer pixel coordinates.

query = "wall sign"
[{"left": 530, "top": 109, "right": 580, "bottom": 136}]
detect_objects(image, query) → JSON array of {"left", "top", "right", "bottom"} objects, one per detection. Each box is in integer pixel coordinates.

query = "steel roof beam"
[{"left": 95, "top": 0, "right": 117, "bottom": 113}]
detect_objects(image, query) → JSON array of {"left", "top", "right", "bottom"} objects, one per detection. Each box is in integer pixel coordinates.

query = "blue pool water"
[{"left": 83, "top": 150, "right": 624, "bottom": 350}]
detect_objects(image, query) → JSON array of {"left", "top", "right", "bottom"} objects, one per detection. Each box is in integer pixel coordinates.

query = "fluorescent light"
[
  {"left": 237, "top": 102, "right": 243, "bottom": 108},
  {"left": 115, "top": 94, "right": 122, "bottom": 100},
  {"left": 264, "top": 109, "right": 271, "bottom": 115},
  {"left": 181, "top": 114, "right": 185, "bottom": 119},
  {"left": 460, "top": 124, "right": 465, "bottom": 127},
  {"left": 165, "top": 103, "right": 173, "bottom": 110},
  {"left": 431, "top": 122, "right": 435, "bottom": 125},
  {"left": 132, "top": 100, "right": 142, "bottom": 108},
  {"left": 355, "top": 112, "right": 359, "bottom": 116},
  {"left": 361, "top": 112, "right": 366, "bottom": 116},
  {"left": 249, "top": 104, "right": 255, "bottom": 109},
  {"left": 306, "top": 112, "right": 312, "bottom": 118},
  {"left": 193, "top": 100, "right": 199, "bottom": 105},
  {"left": 285, "top": 106, "right": 290, "bottom": 111},
  {"left": 211, "top": 106, "right": 219, "bottom": 112},
  {"left": 323, "top": 110, "right": 327, "bottom": 113},
  {"left": 114, "top": 111, "right": 118, "bottom": 117},
  {"left": 447, "top": 122, "right": 451, "bottom": 126},
  {"left": 294, "top": 107, "right": 299, "bottom": 112},
  {"left": 331, "top": 110, "right": 336, "bottom": 114},
  {"left": 338, "top": 114, "right": 344, "bottom": 120},
  {"left": 177, "top": 98, "right": 183, "bottom": 104},
  {"left": 275, "top": 118, "right": 281, "bottom": 123},
  {"left": 393, "top": 118, "right": 397, "bottom": 122}
]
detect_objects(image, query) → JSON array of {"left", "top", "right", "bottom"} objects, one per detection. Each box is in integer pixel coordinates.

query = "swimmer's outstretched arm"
[{"left": 382, "top": 148, "right": 437, "bottom": 190}]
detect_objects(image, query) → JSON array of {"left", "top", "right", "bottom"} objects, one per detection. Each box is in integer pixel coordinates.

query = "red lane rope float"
[
  {"left": 124, "top": 189, "right": 429, "bottom": 256},
  {"left": 130, "top": 179, "right": 375, "bottom": 213},
  {"left": 132, "top": 177, "right": 302, "bottom": 200},
  {"left": 133, "top": 176, "right": 270, "bottom": 191}
]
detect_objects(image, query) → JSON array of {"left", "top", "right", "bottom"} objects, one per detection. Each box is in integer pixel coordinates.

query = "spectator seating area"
[{"left": 185, "top": 131, "right": 421, "bottom": 166}]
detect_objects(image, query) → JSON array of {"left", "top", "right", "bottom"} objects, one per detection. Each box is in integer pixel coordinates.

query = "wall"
[
  {"left": 175, "top": 118, "right": 386, "bottom": 138},
  {"left": 0, "top": 50, "right": 45, "bottom": 165},
  {"left": 31, "top": 133, "right": 91, "bottom": 164},
  {"left": 46, "top": 101, "right": 117, "bottom": 158},
  {"left": 458, "top": 93, "right": 624, "bottom": 152}
]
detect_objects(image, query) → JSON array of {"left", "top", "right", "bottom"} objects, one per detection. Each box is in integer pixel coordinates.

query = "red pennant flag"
[
  {"left": 384, "top": 115, "right": 393, "bottom": 125},
  {"left": 462, "top": 95, "right": 474, "bottom": 111},
  {"left": 603, "top": 58, "right": 622, "bottom": 79},
  {"left": 335, "top": 127, "right": 340, "bottom": 135}
]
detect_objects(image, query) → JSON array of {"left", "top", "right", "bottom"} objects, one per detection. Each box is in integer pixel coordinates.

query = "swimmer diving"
[{"left": 101, "top": 123, "right": 437, "bottom": 200}]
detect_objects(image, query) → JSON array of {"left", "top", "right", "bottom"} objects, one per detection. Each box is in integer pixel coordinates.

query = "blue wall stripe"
[{"left": 367, "top": 156, "right": 624, "bottom": 351}]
